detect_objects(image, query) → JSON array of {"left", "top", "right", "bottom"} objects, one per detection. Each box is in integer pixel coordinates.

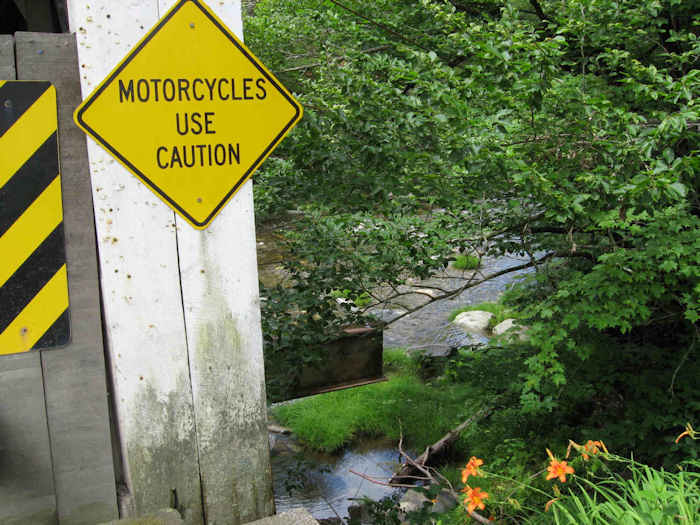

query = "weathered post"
[
  {"left": 68, "top": 1, "right": 285, "bottom": 522},
  {"left": 163, "top": 3, "right": 277, "bottom": 520}
]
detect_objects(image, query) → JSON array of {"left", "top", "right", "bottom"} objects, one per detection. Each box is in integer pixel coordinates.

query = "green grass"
[
  {"left": 383, "top": 347, "right": 420, "bottom": 374},
  {"left": 448, "top": 301, "right": 519, "bottom": 331},
  {"left": 453, "top": 254, "right": 480, "bottom": 270},
  {"left": 272, "top": 349, "right": 482, "bottom": 452}
]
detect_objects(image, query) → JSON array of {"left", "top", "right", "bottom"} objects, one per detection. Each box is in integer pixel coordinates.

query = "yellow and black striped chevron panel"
[{"left": 0, "top": 81, "right": 70, "bottom": 355}]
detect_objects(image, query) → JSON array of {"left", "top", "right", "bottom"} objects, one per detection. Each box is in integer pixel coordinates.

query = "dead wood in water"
[{"left": 389, "top": 406, "right": 492, "bottom": 484}]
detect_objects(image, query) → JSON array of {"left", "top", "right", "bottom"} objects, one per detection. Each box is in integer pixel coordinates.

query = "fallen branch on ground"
[
  {"left": 390, "top": 406, "right": 493, "bottom": 484},
  {"left": 348, "top": 469, "right": 419, "bottom": 488},
  {"left": 349, "top": 412, "right": 494, "bottom": 524}
]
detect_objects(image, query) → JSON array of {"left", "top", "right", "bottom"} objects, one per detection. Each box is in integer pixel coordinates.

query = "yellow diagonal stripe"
[
  {"left": 0, "top": 175, "right": 63, "bottom": 288},
  {"left": 0, "top": 81, "right": 5, "bottom": 89},
  {"left": 0, "top": 265, "right": 68, "bottom": 355},
  {"left": 0, "top": 85, "right": 56, "bottom": 190}
]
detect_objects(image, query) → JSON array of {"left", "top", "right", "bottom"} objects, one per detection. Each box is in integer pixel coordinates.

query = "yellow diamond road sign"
[{"left": 74, "top": 0, "right": 302, "bottom": 229}]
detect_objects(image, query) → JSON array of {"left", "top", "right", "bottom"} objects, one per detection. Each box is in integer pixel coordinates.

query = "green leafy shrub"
[{"left": 247, "top": 0, "right": 699, "bottom": 465}]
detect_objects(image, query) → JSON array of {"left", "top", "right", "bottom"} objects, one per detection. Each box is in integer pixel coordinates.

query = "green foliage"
[
  {"left": 531, "top": 458, "right": 700, "bottom": 525},
  {"left": 246, "top": 0, "right": 699, "bottom": 463},
  {"left": 443, "top": 334, "right": 699, "bottom": 468},
  {"left": 261, "top": 210, "right": 469, "bottom": 399},
  {"left": 383, "top": 347, "right": 421, "bottom": 375},
  {"left": 512, "top": 206, "right": 700, "bottom": 412},
  {"left": 356, "top": 494, "right": 403, "bottom": 525},
  {"left": 252, "top": 158, "right": 297, "bottom": 221}
]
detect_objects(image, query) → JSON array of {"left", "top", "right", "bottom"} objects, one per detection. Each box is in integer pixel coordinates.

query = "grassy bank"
[{"left": 272, "top": 349, "right": 483, "bottom": 453}]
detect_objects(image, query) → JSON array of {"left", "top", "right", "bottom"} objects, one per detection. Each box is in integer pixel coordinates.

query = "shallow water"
[
  {"left": 379, "top": 254, "right": 535, "bottom": 350},
  {"left": 270, "top": 434, "right": 403, "bottom": 520}
]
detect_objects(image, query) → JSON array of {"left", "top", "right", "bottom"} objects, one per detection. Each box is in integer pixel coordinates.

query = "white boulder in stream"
[
  {"left": 492, "top": 318, "right": 529, "bottom": 341},
  {"left": 453, "top": 310, "right": 493, "bottom": 336}
]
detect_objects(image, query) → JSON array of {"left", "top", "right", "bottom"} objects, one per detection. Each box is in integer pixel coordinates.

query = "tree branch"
[
  {"left": 475, "top": 211, "right": 547, "bottom": 242},
  {"left": 391, "top": 406, "right": 493, "bottom": 483},
  {"left": 278, "top": 45, "right": 392, "bottom": 73},
  {"left": 383, "top": 253, "right": 554, "bottom": 327},
  {"left": 348, "top": 470, "right": 417, "bottom": 488},
  {"left": 669, "top": 326, "right": 697, "bottom": 398},
  {"left": 528, "top": 0, "right": 550, "bottom": 21},
  {"left": 407, "top": 283, "right": 450, "bottom": 293},
  {"left": 326, "top": 0, "right": 435, "bottom": 54}
]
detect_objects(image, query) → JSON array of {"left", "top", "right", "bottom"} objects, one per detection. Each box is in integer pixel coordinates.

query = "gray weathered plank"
[
  {"left": 15, "top": 32, "right": 119, "bottom": 525},
  {"left": 0, "top": 35, "right": 15, "bottom": 79},
  {"left": 0, "top": 32, "right": 56, "bottom": 525},
  {"left": 0, "top": 353, "right": 57, "bottom": 525}
]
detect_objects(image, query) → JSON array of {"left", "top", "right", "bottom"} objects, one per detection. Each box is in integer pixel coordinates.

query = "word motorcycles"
[{"left": 118, "top": 77, "right": 268, "bottom": 103}]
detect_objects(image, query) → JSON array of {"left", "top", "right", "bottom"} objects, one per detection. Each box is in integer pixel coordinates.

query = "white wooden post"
[
  {"left": 67, "top": 1, "right": 273, "bottom": 523},
  {"left": 159, "top": 1, "right": 275, "bottom": 522}
]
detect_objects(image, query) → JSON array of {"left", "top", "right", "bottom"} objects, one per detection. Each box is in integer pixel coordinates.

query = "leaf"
[{"left": 668, "top": 182, "right": 687, "bottom": 198}]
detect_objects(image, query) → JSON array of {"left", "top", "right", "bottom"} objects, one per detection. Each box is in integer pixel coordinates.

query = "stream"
[{"left": 258, "top": 224, "right": 535, "bottom": 520}]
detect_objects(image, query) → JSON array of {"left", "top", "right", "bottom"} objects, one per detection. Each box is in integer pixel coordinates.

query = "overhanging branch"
[
  {"left": 528, "top": 0, "right": 550, "bottom": 21},
  {"left": 383, "top": 252, "right": 555, "bottom": 327},
  {"left": 279, "top": 45, "right": 392, "bottom": 73},
  {"left": 326, "top": 0, "right": 435, "bottom": 54}
]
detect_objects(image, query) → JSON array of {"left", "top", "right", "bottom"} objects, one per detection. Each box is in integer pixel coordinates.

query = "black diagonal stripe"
[
  {"left": 0, "top": 133, "right": 59, "bottom": 237},
  {"left": 0, "top": 223, "right": 66, "bottom": 334},
  {"left": 33, "top": 309, "right": 70, "bottom": 350},
  {"left": 0, "top": 81, "right": 52, "bottom": 138}
]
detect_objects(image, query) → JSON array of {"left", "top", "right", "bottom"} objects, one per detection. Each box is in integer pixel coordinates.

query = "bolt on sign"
[
  {"left": 74, "top": 0, "right": 303, "bottom": 229},
  {"left": 0, "top": 81, "right": 70, "bottom": 355}
]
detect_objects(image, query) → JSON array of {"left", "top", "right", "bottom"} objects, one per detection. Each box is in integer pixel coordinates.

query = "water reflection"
[{"left": 270, "top": 433, "right": 403, "bottom": 520}]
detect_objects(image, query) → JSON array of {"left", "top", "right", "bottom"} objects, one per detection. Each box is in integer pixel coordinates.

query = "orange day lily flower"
[
  {"left": 463, "top": 486, "right": 489, "bottom": 513},
  {"left": 581, "top": 440, "right": 604, "bottom": 460},
  {"left": 546, "top": 456, "right": 574, "bottom": 483},
  {"left": 461, "top": 456, "right": 484, "bottom": 483},
  {"left": 546, "top": 459, "right": 574, "bottom": 483}
]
